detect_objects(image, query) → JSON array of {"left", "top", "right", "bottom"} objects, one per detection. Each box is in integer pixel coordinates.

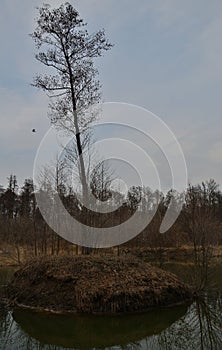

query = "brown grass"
[{"left": 7, "top": 255, "right": 192, "bottom": 314}]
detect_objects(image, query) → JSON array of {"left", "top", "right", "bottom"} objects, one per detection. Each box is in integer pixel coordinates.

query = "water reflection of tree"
[
  {"left": 0, "top": 307, "right": 20, "bottom": 349},
  {"left": 145, "top": 293, "right": 222, "bottom": 350},
  {"left": 0, "top": 306, "right": 58, "bottom": 350},
  {"left": 1, "top": 295, "right": 222, "bottom": 349}
]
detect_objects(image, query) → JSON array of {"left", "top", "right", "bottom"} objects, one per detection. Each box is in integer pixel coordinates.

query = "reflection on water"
[
  {"left": 12, "top": 304, "right": 187, "bottom": 349},
  {"left": 1, "top": 268, "right": 222, "bottom": 349},
  {"left": 0, "top": 295, "right": 222, "bottom": 350},
  {"left": 148, "top": 293, "right": 222, "bottom": 350},
  {"left": 0, "top": 304, "right": 187, "bottom": 349}
]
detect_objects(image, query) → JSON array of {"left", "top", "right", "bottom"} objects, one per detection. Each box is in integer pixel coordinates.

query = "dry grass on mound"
[{"left": 7, "top": 255, "right": 192, "bottom": 314}]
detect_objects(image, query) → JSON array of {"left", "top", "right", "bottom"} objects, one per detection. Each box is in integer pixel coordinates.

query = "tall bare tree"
[{"left": 31, "top": 2, "right": 112, "bottom": 200}]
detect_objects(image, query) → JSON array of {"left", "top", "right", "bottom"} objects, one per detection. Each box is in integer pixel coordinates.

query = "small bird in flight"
[{"left": 32, "top": 129, "right": 36, "bottom": 133}]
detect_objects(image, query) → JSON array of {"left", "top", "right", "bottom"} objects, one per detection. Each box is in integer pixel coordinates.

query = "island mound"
[{"left": 7, "top": 255, "right": 192, "bottom": 314}]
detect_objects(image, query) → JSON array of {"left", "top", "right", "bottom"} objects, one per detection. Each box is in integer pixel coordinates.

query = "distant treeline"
[{"left": 0, "top": 175, "right": 222, "bottom": 263}]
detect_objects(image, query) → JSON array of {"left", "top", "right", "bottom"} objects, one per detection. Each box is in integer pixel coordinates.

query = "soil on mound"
[{"left": 7, "top": 255, "right": 192, "bottom": 314}]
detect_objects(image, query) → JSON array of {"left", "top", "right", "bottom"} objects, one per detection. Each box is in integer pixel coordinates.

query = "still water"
[{"left": 1, "top": 267, "right": 222, "bottom": 350}]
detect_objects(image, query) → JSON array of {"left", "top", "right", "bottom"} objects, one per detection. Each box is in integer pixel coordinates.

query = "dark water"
[{"left": 1, "top": 266, "right": 222, "bottom": 350}]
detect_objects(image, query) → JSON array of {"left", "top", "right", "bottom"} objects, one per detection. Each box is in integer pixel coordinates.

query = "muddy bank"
[{"left": 7, "top": 255, "right": 192, "bottom": 314}]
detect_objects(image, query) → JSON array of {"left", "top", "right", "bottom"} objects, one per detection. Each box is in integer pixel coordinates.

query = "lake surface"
[{"left": 1, "top": 266, "right": 222, "bottom": 349}]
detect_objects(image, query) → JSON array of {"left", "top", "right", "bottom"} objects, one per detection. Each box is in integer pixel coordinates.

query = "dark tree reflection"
[
  {"left": 1, "top": 294, "right": 222, "bottom": 349},
  {"left": 144, "top": 293, "right": 222, "bottom": 350}
]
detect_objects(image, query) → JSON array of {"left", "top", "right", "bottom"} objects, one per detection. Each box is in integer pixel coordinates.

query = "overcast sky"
[{"left": 0, "top": 0, "right": 222, "bottom": 189}]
